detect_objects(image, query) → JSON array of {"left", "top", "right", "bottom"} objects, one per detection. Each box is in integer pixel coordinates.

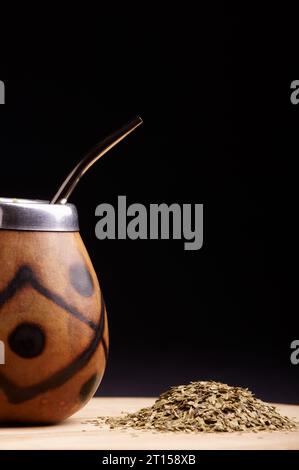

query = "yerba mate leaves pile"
[{"left": 91, "top": 381, "right": 297, "bottom": 433}]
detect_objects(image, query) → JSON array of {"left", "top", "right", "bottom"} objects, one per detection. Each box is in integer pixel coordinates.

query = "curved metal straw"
[{"left": 51, "top": 116, "right": 143, "bottom": 204}]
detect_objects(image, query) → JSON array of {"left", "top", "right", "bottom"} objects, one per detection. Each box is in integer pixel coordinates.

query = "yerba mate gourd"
[
  {"left": 0, "top": 117, "right": 143, "bottom": 423},
  {"left": 0, "top": 200, "right": 108, "bottom": 423}
]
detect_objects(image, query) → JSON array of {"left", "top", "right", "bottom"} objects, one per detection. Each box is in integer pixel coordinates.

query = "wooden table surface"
[{"left": 0, "top": 398, "right": 298, "bottom": 450}]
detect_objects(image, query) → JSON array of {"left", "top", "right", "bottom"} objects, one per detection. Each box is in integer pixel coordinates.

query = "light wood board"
[{"left": 0, "top": 398, "right": 298, "bottom": 450}]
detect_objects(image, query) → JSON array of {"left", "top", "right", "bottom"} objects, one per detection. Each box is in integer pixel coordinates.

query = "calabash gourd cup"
[
  {"left": 0, "top": 199, "right": 108, "bottom": 423},
  {"left": 0, "top": 117, "right": 143, "bottom": 423}
]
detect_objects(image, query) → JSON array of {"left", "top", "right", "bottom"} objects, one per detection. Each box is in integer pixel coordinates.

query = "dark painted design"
[
  {"left": 9, "top": 323, "right": 46, "bottom": 359},
  {"left": 79, "top": 374, "right": 98, "bottom": 402},
  {"left": 0, "top": 265, "right": 108, "bottom": 404},
  {"left": 0, "top": 266, "right": 97, "bottom": 331},
  {"left": 102, "top": 337, "right": 109, "bottom": 361},
  {"left": 69, "top": 263, "right": 94, "bottom": 297}
]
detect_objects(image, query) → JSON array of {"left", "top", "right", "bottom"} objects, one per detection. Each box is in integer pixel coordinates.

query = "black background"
[{"left": 0, "top": 15, "right": 298, "bottom": 404}]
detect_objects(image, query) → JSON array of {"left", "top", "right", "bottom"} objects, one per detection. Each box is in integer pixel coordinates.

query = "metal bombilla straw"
[{"left": 51, "top": 116, "right": 143, "bottom": 205}]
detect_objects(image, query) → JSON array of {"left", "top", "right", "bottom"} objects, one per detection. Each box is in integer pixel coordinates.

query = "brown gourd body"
[{"left": 0, "top": 230, "right": 108, "bottom": 423}]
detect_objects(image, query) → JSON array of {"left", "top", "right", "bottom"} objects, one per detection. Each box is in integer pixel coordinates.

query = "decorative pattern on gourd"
[{"left": 0, "top": 232, "right": 108, "bottom": 423}]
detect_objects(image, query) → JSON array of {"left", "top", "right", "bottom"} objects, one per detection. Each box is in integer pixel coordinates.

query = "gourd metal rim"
[{"left": 0, "top": 198, "right": 79, "bottom": 232}]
